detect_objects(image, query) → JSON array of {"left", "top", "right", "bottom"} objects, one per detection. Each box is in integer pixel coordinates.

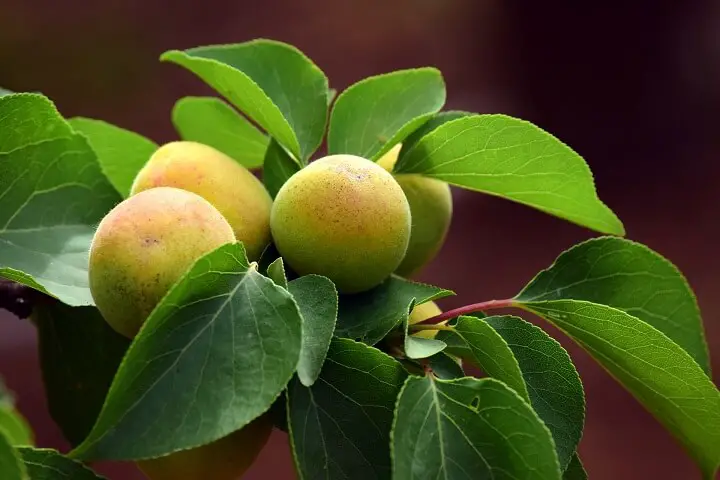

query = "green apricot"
[
  {"left": 131, "top": 141, "right": 272, "bottom": 261},
  {"left": 377, "top": 144, "right": 453, "bottom": 277},
  {"left": 137, "top": 414, "right": 272, "bottom": 480},
  {"left": 270, "top": 154, "right": 411, "bottom": 293},
  {"left": 88, "top": 187, "right": 236, "bottom": 338},
  {"left": 408, "top": 300, "right": 444, "bottom": 339}
]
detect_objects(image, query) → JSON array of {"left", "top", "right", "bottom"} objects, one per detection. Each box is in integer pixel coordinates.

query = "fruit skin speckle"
[
  {"left": 270, "top": 154, "right": 411, "bottom": 294},
  {"left": 131, "top": 141, "right": 272, "bottom": 261},
  {"left": 88, "top": 187, "right": 236, "bottom": 338}
]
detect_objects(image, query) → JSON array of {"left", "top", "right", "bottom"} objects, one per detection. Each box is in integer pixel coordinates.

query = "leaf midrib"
[{"left": 78, "top": 269, "right": 249, "bottom": 455}]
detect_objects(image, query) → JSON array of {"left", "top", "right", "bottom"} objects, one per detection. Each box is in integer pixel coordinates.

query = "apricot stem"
[{"left": 416, "top": 299, "right": 515, "bottom": 325}]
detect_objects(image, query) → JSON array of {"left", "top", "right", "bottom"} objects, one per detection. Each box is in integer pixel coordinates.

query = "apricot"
[
  {"left": 88, "top": 187, "right": 236, "bottom": 338},
  {"left": 408, "top": 300, "right": 445, "bottom": 339},
  {"left": 270, "top": 154, "right": 411, "bottom": 293},
  {"left": 130, "top": 141, "right": 272, "bottom": 260},
  {"left": 377, "top": 144, "right": 453, "bottom": 277},
  {"left": 137, "top": 414, "right": 272, "bottom": 480}
]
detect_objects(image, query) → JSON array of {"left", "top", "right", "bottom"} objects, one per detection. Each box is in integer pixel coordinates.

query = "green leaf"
[
  {"left": 0, "top": 93, "right": 72, "bottom": 153},
  {"left": 440, "top": 315, "right": 585, "bottom": 470},
  {"left": 72, "top": 243, "right": 303, "bottom": 461},
  {"left": 0, "top": 88, "right": 13, "bottom": 97},
  {"left": 288, "top": 338, "right": 408, "bottom": 480},
  {"left": 171, "top": 96, "right": 269, "bottom": 169},
  {"left": 440, "top": 316, "right": 529, "bottom": 400},
  {"left": 266, "top": 257, "right": 288, "bottom": 289},
  {"left": 33, "top": 302, "right": 129, "bottom": 447},
  {"left": 162, "top": 39, "right": 328, "bottom": 161},
  {"left": 427, "top": 352, "right": 464, "bottom": 380},
  {"left": 68, "top": 117, "right": 157, "bottom": 197},
  {"left": 0, "top": 409, "right": 33, "bottom": 447},
  {"left": 335, "top": 276, "right": 453, "bottom": 345},
  {"left": 563, "top": 454, "right": 587, "bottom": 480},
  {"left": 0, "top": 134, "right": 121, "bottom": 306},
  {"left": 404, "top": 335, "right": 446, "bottom": 360},
  {"left": 397, "top": 110, "right": 469, "bottom": 165},
  {"left": 392, "top": 376, "right": 561, "bottom": 480},
  {"left": 288, "top": 275, "right": 338, "bottom": 387},
  {"left": 394, "top": 115, "right": 624, "bottom": 235},
  {"left": 19, "top": 448, "right": 105, "bottom": 479},
  {"left": 517, "top": 299, "right": 720, "bottom": 478},
  {"left": 328, "top": 68, "right": 446, "bottom": 160},
  {"left": 517, "top": 236, "right": 710, "bottom": 373},
  {"left": 482, "top": 315, "right": 584, "bottom": 470},
  {"left": 0, "top": 432, "right": 26, "bottom": 480},
  {"left": 262, "top": 139, "right": 301, "bottom": 199}
]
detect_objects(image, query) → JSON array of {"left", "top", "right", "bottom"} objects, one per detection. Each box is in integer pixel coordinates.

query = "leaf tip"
[{"left": 159, "top": 50, "right": 183, "bottom": 63}]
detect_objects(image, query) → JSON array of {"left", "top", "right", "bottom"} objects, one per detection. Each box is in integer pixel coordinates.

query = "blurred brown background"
[{"left": 1, "top": 1, "right": 719, "bottom": 478}]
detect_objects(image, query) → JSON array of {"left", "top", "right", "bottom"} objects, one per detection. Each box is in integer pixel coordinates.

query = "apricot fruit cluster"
[
  {"left": 88, "top": 141, "right": 273, "bottom": 480},
  {"left": 87, "top": 139, "right": 453, "bottom": 479}
]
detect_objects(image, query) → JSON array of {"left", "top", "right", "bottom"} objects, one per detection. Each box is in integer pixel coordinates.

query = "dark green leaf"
[
  {"left": 162, "top": 39, "right": 328, "bottom": 160},
  {"left": 328, "top": 68, "right": 446, "bottom": 160},
  {"left": 394, "top": 115, "right": 625, "bottom": 235},
  {"left": 0, "top": 93, "right": 72, "bottom": 153},
  {"left": 518, "top": 299, "right": 720, "bottom": 478},
  {"left": 0, "top": 409, "right": 33, "bottom": 446},
  {"left": 33, "top": 301, "right": 129, "bottom": 446},
  {"left": 68, "top": 117, "right": 157, "bottom": 197},
  {"left": 266, "top": 257, "right": 288, "bottom": 289},
  {"left": 392, "top": 376, "right": 561, "bottom": 480},
  {"left": 427, "top": 352, "right": 464, "bottom": 379},
  {"left": 19, "top": 448, "right": 105, "bottom": 479},
  {"left": 440, "top": 315, "right": 529, "bottom": 399},
  {"left": 335, "top": 276, "right": 453, "bottom": 345},
  {"left": 0, "top": 134, "right": 121, "bottom": 306},
  {"left": 288, "top": 275, "right": 338, "bottom": 387},
  {"left": 288, "top": 338, "right": 408, "bottom": 480},
  {"left": 171, "top": 96, "right": 269, "bottom": 169},
  {"left": 0, "top": 91, "right": 119, "bottom": 307},
  {"left": 0, "top": 432, "right": 25, "bottom": 480},
  {"left": 517, "top": 236, "right": 710, "bottom": 373},
  {"left": 72, "top": 243, "right": 302, "bottom": 460},
  {"left": 563, "top": 454, "right": 587, "bottom": 480},
  {"left": 439, "top": 315, "right": 585, "bottom": 470},
  {"left": 262, "top": 139, "right": 301, "bottom": 198},
  {"left": 485, "top": 315, "right": 584, "bottom": 470},
  {"left": 397, "top": 110, "right": 469, "bottom": 165}
]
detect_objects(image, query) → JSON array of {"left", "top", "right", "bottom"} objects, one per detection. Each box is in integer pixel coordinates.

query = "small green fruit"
[
  {"left": 377, "top": 144, "right": 452, "bottom": 277},
  {"left": 88, "top": 187, "right": 236, "bottom": 338},
  {"left": 137, "top": 414, "right": 272, "bottom": 480},
  {"left": 270, "top": 154, "right": 411, "bottom": 293},
  {"left": 409, "top": 300, "right": 445, "bottom": 339},
  {"left": 131, "top": 141, "right": 272, "bottom": 261}
]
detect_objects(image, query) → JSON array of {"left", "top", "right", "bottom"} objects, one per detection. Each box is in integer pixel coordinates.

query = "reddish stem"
[{"left": 417, "top": 298, "right": 515, "bottom": 325}]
